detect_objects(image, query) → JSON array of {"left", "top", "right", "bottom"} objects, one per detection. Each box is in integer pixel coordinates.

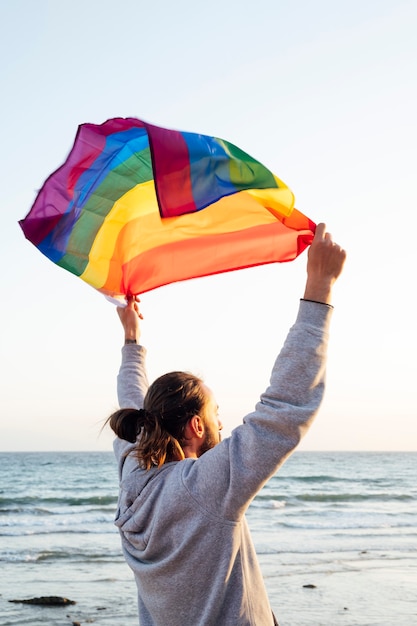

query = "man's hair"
[{"left": 108, "top": 371, "right": 207, "bottom": 469}]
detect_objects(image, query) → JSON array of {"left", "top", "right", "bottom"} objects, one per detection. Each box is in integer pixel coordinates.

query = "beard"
[{"left": 197, "top": 430, "right": 221, "bottom": 457}]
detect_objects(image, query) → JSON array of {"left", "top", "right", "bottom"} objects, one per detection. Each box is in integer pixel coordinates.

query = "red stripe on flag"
[
  {"left": 145, "top": 123, "right": 196, "bottom": 217},
  {"left": 100, "top": 217, "right": 314, "bottom": 296}
]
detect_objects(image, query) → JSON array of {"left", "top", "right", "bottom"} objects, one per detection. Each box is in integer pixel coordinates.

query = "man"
[{"left": 108, "top": 223, "right": 346, "bottom": 625}]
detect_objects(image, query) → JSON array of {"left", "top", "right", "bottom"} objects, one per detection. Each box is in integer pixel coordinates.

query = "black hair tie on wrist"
[{"left": 300, "top": 298, "right": 334, "bottom": 309}]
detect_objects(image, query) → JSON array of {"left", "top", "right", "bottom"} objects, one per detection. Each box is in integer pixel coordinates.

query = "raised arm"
[
  {"left": 112, "top": 297, "right": 149, "bottom": 473},
  {"left": 116, "top": 296, "right": 149, "bottom": 410},
  {"left": 184, "top": 223, "right": 346, "bottom": 517}
]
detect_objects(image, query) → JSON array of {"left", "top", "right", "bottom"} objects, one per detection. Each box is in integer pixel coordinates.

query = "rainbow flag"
[{"left": 19, "top": 117, "right": 315, "bottom": 297}]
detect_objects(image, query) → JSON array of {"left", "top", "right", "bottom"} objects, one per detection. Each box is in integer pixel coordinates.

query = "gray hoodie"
[{"left": 113, "top": 300, "right": 333, "bottom": 625}]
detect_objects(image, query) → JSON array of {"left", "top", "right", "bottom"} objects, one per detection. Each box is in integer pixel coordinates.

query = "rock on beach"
[{"left": 9, "top": 596, "right": 76, "bottom": 606}]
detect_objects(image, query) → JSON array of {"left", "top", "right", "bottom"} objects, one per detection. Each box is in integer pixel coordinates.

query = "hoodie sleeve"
[
  {"left": 181, "top": 300, "right": 334, "bottom": 520},
  {"left": 113, "top": 344, "right": 149, "bottom": 474},
  {"left": 117, "top": 344, "right": 149, "bottom": 409}
]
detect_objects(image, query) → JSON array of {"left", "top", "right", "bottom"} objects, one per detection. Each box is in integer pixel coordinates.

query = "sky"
[{"left": 1, "top": 0, "right": 416, "bottom": 452}]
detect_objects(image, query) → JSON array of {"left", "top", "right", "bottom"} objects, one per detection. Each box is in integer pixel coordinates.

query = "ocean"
[{"left": 0, "top": 451, "right": 416, "bottom": 626}]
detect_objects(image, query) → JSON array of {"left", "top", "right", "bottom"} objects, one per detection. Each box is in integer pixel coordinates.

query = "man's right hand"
[{"left": 303, "top": 223, "right": 346, "bottom": 305}]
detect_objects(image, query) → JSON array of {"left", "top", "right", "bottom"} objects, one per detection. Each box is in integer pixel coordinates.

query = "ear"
[{"left": 187, "top": 415, "right": 205, "bottom": 439}]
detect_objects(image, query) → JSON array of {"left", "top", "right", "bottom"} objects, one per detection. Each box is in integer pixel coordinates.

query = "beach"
[{"left": 1, "top": 451, "right": 416, "bottom": 625}]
